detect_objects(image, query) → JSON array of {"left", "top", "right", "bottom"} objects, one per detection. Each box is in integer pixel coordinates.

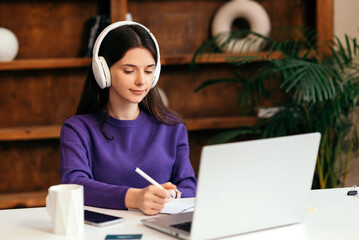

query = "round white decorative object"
[
  {"left": 0, "top": 27, "right": 19, "bottom": 61},
  {"left": 157, "top": 87, "right": 169, "bottom": 107},
  {"left": 211, "top": 0, "right": 271, "bottom": 52}
]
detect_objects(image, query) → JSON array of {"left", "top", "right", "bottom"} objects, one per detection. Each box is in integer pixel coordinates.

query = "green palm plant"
[{"left": 192, "top": 30, "right": 359, "bottom": 189}]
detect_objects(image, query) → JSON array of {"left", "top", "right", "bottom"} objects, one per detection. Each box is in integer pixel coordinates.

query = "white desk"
[{"left": 0, "top": 187, "right": 358, "bottom": 240}]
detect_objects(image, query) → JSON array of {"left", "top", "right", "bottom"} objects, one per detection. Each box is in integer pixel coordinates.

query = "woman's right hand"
[{"left": 125, "top": 185, "right": 172, "bottom": 215}]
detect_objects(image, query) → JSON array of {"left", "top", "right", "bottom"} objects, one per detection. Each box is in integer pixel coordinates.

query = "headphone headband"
[{"left": 92, "top": 21, "right": 161, "bottom": 89}]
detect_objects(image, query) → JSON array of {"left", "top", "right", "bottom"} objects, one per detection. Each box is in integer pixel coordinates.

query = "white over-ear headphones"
[{"left": 92, "top": 21, "right": 161, "bottom": 89}]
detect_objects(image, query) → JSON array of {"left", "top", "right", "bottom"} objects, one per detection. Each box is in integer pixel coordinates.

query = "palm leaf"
[{"left": 193, "top": 78, "right": 240, "bottom": 93}]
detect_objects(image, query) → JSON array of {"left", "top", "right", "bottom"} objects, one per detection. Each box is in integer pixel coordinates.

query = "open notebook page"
[{"left": 160, "top": 197, "right": 195, "bottom": 214}]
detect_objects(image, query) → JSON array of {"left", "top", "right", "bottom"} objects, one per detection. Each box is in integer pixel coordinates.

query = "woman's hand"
[
  {"left": 125, "top": 182, "right": 177, "bottom": 215},
  {"left": 161, "top": 182, "right": 177, "bottom": 199}
]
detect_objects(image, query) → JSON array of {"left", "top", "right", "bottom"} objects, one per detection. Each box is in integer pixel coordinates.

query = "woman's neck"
[{"left": 107, "top": 103, "right": 140, "bottom": 120}]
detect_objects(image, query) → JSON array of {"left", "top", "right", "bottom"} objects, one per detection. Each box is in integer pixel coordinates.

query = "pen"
[{"left": 135, "top": 167, "right": 174, "bottom": 198}]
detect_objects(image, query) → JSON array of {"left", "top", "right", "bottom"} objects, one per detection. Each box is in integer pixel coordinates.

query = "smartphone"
[{"left": 84, "top": 210, "right": 123, "bottom": 227}]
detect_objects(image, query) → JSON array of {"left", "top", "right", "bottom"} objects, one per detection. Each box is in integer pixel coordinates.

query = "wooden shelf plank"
[
  {"left": 186, "top": 116, "right": 258, "bottom": 131},
  {"left": 0, "top": 117, "right": 258, "bottom": 141},
  {"left": 0, "top": 191, "right": 47, "bottom": 209},
  {"left": 0, "top": 52, "right": 284, "bottom": 71},
  {"left": 162, "top": 52, "right": 283, "bottom": 65},
  {"left": 0, "top": 125, "right": 61, "bottom": 141},
  {"left": 0, "top": 58, "right": 92, "bottom": 71}
]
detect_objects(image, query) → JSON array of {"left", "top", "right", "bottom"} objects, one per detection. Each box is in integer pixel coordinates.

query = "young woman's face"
[{"left": 109, "top": 47, "right": 156, "bottom": 106}]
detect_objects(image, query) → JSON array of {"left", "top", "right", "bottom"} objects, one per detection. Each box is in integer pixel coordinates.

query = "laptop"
[{"left": 142, "top": 132, "right": 321, "bottom": 240}]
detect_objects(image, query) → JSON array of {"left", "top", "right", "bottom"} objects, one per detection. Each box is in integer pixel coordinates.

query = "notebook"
[
  {"left": 161, "top": 198, "right": 195, "bottom": 214},
  {"left": 141, "top": 132, "right": 321, "bottom": 240}
]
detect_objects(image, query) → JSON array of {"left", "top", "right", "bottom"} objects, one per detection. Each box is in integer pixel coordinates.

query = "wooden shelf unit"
[{"left": 0, "top": 0, "right": 333, "bottom": 209}]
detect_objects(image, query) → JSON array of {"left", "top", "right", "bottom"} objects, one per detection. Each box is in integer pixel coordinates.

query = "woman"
[{"left": 60, "top": 21, "right": 197, "bottom": 215}]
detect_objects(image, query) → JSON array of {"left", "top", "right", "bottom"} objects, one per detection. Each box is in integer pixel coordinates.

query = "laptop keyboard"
[{"left": 170, "top": 221, "right": 192, "bottom": 232}]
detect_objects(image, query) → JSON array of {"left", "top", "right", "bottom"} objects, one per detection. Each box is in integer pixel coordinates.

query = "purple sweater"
[{"left": 60, "top": 110, "right": 197, "bottom": 209}]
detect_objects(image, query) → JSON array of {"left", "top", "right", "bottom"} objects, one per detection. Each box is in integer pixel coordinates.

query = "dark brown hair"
[{"left": 75, "top": 24, "right": 184, "bottom": 139}]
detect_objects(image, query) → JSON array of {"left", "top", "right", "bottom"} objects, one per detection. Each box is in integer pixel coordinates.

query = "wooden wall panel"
[
  {"left": 0, "top": 68, "right": 87, "bottom": 127},
  {"left": 0, "top": 0, "right": 99, "bottom": 58},
  {"left": 159, "top": 64, "right": 241, "bottom": 118},
  {"left": 261, "top": 0, "right": 316, "bottom": 41},
  {"left": 128, "top": 0, "right": 224, "bottom": 55},
  {"left": 0, "top": 140, "right": 60, "bottom": 193}
]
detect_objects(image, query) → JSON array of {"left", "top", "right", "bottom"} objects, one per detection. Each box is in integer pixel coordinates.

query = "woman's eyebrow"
[
  {"left": 120, "top": 64, "right": 155, "bottom": 68},
  {"left": 121, "top": 64, "right": 137, "bottom": 68}
]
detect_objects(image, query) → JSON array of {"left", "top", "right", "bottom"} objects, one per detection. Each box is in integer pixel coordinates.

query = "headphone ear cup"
[
  {"left": 151, "top": 62, "right": 161, "bottom": 88},
  {"left": 92, "top": 56, "right": 111, "bottom": 89}
]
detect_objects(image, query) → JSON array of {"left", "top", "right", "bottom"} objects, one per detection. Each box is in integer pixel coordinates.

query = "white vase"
[
  {"left": 0, "top": 27, "right": 19, "bottom": 61},
  {"left": 158, "top": 87, "right": 169, "bottom": 107},
  {"left": 211, "top": 0, "right": 271, "bottom": 52}
]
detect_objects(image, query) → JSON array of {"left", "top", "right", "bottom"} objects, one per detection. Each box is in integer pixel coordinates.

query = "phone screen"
[{"left": 84, "top": 210, "right": 123, "bottom": 227}]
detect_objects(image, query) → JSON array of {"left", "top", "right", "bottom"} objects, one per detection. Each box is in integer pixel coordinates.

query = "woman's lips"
[{"left": 131, "top": 89, "right": 145, "bottom": 95}]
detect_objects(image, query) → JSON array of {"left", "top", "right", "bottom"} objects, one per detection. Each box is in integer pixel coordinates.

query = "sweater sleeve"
[
  {"left": 60, "top": 122, "right": 130, "bottom": 210},
  {"left": 170, "top": 124, "right": 197, "bottom": 197}
]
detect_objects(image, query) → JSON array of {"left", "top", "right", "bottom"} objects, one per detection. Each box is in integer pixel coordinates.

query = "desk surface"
[{"left": 0, "top": 187, "right": 358, "bottom": 240}]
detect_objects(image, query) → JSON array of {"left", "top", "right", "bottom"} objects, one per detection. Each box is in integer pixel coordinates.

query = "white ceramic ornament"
[{"left": 0, "top": 27, "right": 19, "bottom": 61}]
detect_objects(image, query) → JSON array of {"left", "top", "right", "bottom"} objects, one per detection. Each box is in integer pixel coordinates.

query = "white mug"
[{"left": 46, "top": 184, "right": 84, "bottom": 235}]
